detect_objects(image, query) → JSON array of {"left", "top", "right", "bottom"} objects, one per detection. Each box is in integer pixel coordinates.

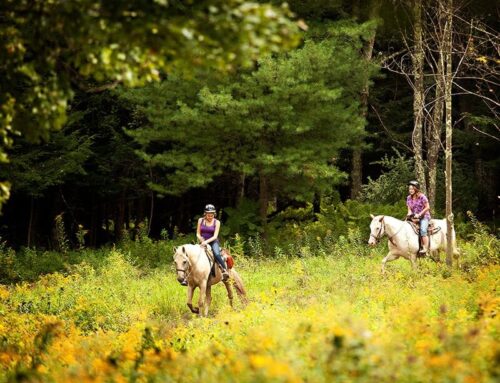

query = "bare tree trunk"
[
  {"left": 443, "top": 0, "right": 454, "bottom": 267},
  {"left": 412, "top": 0, "right": 427, "bottom": 194},
  {"left": 237, "top": 173, "right": 245, "bottom": 205},
  {"left": 427, "top": 50, "right": 445, "bottom": 208}
]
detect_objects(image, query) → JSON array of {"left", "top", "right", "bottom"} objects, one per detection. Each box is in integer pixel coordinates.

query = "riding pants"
[
  {"left": 210, "top": 241, "right": 227, "bottom": 270},
  {"left": 420, "top": 217, "right": 429, "bottom": 236}
]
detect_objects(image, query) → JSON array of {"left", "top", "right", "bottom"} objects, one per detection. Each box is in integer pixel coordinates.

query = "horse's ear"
[
  {"left": 379, "top": 216, "right": 384, "bottom": 222},
  {"left": 182, "top": 246, "right": 186, "bottom": 254},
  {"left": 172, "top": 246, "right": 178, "bottom": 254},
  {"left": 370, "top": 214, "right": 375, "bottom": 219}
]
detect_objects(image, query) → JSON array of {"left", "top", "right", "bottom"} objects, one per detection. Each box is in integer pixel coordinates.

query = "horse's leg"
[
  {"left": 223, "top": 280, "right": 234, "bottom": 308},
  {"left": 230, "top": 270, "right": 248, "bottom": 305},
  {"left": 381, "top": 252, "right": 399, "bottom": 274},
  {"left": 198, "top": 281, "right": 208, "bottom": 317},
  {"left": 186, "top": 285, "right": 199, "bottom": 314},
  {"left": 410, "top": 252, "right": 417, "bottom": 270},
  {"left": 205, "top": 285, "right": 212, "bottom": 315}
]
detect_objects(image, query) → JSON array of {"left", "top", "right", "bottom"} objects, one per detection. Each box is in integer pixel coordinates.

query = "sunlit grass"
[{"left": 0, "top": 245, "right": 498, "bottom": 382}]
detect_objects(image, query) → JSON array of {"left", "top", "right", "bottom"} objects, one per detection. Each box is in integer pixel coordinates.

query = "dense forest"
[
  {"left": 1, "top": 0, "right": 498, "bottom": 250},
  {"left": 1, "top": 2, "right": 499, "bottom": 382}
]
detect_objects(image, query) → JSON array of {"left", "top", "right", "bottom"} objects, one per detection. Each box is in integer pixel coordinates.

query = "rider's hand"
[
  {"left": 201, "top": 241, "right": 207, "bottom": 247},
  {"left": 415, "top": 213, "right": 420, "bottom": 219}
]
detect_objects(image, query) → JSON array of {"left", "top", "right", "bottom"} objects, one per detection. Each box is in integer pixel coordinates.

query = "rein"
[
  {"left": 176, "top": 254, "right": 192, "bottom": 280},
  {"left": 370, "top": 216, "right": 406, "bottom": 246}
]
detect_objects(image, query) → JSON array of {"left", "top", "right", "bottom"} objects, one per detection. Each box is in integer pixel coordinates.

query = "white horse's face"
[
  {"left": 368, "top": 215, "right": 385, "bottom": 246},
  {"left": 173, "top": 246, "right": 190, "bottom": 284}
]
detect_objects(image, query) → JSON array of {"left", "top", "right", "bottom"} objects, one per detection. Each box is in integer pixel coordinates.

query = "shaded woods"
[{"left": 0, "top": 0, "right": 498, "bottom": 251}]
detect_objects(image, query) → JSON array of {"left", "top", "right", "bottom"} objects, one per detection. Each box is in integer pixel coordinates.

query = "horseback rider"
[
  {"left": 197, "top": 204, "right": 229, "bottom": 282},
  {"left": 406, "top": 180, "right": 431, "bottom": 254}
]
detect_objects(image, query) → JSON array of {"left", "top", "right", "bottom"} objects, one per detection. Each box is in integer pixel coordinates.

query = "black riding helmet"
[
  {"left": 408, "top": 180, "right": 420, "bottom": 190},
  {"left": 204, "top": 204, "right": 216, "bottom": 214}
]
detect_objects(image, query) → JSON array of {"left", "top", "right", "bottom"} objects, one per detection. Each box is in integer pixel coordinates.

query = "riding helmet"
[
  {"left": 204, "top": 204, "right": 216, "bottom": 214},
  {"left": 408, "top": 180, "right": 420, "bottom": 189}
]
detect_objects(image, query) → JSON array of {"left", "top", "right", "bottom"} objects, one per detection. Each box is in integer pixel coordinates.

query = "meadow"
[{"left": 0, "top": 229, "right": 498, "bottom": 383}]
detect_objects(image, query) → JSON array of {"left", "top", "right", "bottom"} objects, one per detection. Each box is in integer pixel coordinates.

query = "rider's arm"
[
  {"left": 196, "top": 218, "right": 204, "bottom": 243},
  {"left": 415, "top": 201, "right": 430, "bottom": 219},
  {"left": 202, "top": 220, "right": 220, "bottom": 245}
]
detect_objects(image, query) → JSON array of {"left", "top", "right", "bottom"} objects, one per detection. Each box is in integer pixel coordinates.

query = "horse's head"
[
  {"left": 368, "top": 214, "right": 385, "bottom": 246},
  {"left": 173, "top": 246, "right": 191, "bottom": 285}
]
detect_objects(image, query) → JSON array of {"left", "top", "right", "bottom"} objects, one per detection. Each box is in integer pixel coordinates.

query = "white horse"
[
  {"left": 173, "top": 244, "right": 247, "bottom": 316},
  {"left": 368, "top": 214, "right": 459, "bottom": 273}
]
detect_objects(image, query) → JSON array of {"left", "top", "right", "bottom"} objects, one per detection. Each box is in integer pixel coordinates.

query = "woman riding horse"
[
  {"left": 197, "top": 204, "right": 229, "bottom": 280},
  {"left": 406, "top": 180, "right": 431, "bottom": 254}
]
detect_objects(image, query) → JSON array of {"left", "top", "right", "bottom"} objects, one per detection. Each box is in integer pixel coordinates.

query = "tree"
[
  {"left": 350, "top": 0, "right": 382, "bottom": 199},
  {"left": 0, "top": 0, "right": 302, "bottom": 208},
  {"left": 123, "top": 23, "right": 377, "bottom": 225},
  {"left": 443, "top": 0, "right": 453, "bottom": 266},
  {"left": 0, "top": 128, "right": 92, "bottom": 246},
  {"left": 383, "top": 0, "right": 498, "bottom": 210}
]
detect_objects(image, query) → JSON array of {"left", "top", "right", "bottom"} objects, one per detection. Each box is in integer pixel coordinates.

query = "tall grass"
[{"left": 0, "top": 238, "right": 498, "bottom": 382}]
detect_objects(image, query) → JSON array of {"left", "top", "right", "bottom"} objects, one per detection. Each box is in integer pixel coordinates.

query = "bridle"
[
  {"left": 370, "top": 216, "right": 406, "bottom": 246},
  {"left": 370, "top": 221, "right": 385, "bottom": 243},
  {"left": 175, "top": 253, "right": 192, "bottom": 280}
]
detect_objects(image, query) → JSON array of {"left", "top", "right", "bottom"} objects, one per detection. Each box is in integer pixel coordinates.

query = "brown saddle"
[
  {"left": 407, "top": 219, "right": 442, "bottom": 236},
  {"left": 204, "top": 247, "right": 235, "bottom": 278}
]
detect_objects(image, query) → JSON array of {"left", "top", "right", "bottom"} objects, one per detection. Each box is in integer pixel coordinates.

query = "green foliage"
[
  {"left": 361, "top": 150, "right": 414, "bottom": 205},
  {"left": 221, "top": 198, "right": 262, "bottom": 238},
  {"left": 1, "top": 128, "right": 92, "bottom": 198},
  {"left": 0, "top": 0, "right": 301, "bottom": 207},
  {"left": 123, "top": 22, "right": 378, "bottom": 203},
  {"left": 0, "top": 242, "right": 498, "bottom": 381},
  {"left": 235, "top": 199, "right": 404, "bottom": 257},
  {"left": 54, "top": 214, "right": 70, "bottom": 254},
  {"left": 459, "top": 211, "right": 500, "bottom": 275}
]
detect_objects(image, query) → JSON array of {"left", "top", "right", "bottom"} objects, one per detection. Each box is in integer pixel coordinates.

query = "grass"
[{"left": 0, "top": 243, "right": 498, "bottom": 382}]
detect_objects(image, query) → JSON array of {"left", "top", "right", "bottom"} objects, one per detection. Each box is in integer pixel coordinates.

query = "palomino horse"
[
  {"left": 173, "top": 244, "right": 247, "bottom": 316},
  {"left": 368, "top": 214, "right": 459, "bottom": 273}
]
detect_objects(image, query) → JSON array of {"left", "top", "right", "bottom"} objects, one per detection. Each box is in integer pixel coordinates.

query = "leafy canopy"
[
  {"left": 0, "top": 0, "right": 301, "bottom": 206},
  {"left": 122, "top": 21, "right": 378, "bottom": 202}
]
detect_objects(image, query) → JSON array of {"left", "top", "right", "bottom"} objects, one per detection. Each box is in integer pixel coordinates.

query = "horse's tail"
[
  {"left": 439, "top": 220, "right": 460, "bottom": 255},
  {"left": 231, "top": 269, "right": 247, "bottom": 299}
]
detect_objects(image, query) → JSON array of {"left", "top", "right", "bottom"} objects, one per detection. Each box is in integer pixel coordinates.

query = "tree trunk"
[
  {"left": 412, "top": 0, "right": 427, "bottom": 194},
  {"left": 259, "top": 170, "right": 269, "bottom": 227},
  {"left": 443, "top": 0, "right": 454, "bottom": 267},
  {"left": 350, "top": 149, "right": 363, "bottom": 199},
  {"left": 114, "top": 192, "right": 126, "bottom": 241},
  {"left": 427, "top": 47, "right": 445, "bottom": 208},
  {"left": 237, "top": 173, "right": 246, "bottom": 205},
  {"left": 350, "top": 0, "right": 381, "bottom": 200}
]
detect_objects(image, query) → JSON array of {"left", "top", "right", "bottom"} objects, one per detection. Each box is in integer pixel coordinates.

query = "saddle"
[
  {"left": 407, "top": 218, "right": 442, "bottom": 256},
  {"left": 204, "top": 246, "right": 235, "bottom": 278}
]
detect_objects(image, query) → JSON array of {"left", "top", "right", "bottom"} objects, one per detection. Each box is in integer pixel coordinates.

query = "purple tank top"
[{"left": 200, "top": 219, "right": 218, "bottom": 241}]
